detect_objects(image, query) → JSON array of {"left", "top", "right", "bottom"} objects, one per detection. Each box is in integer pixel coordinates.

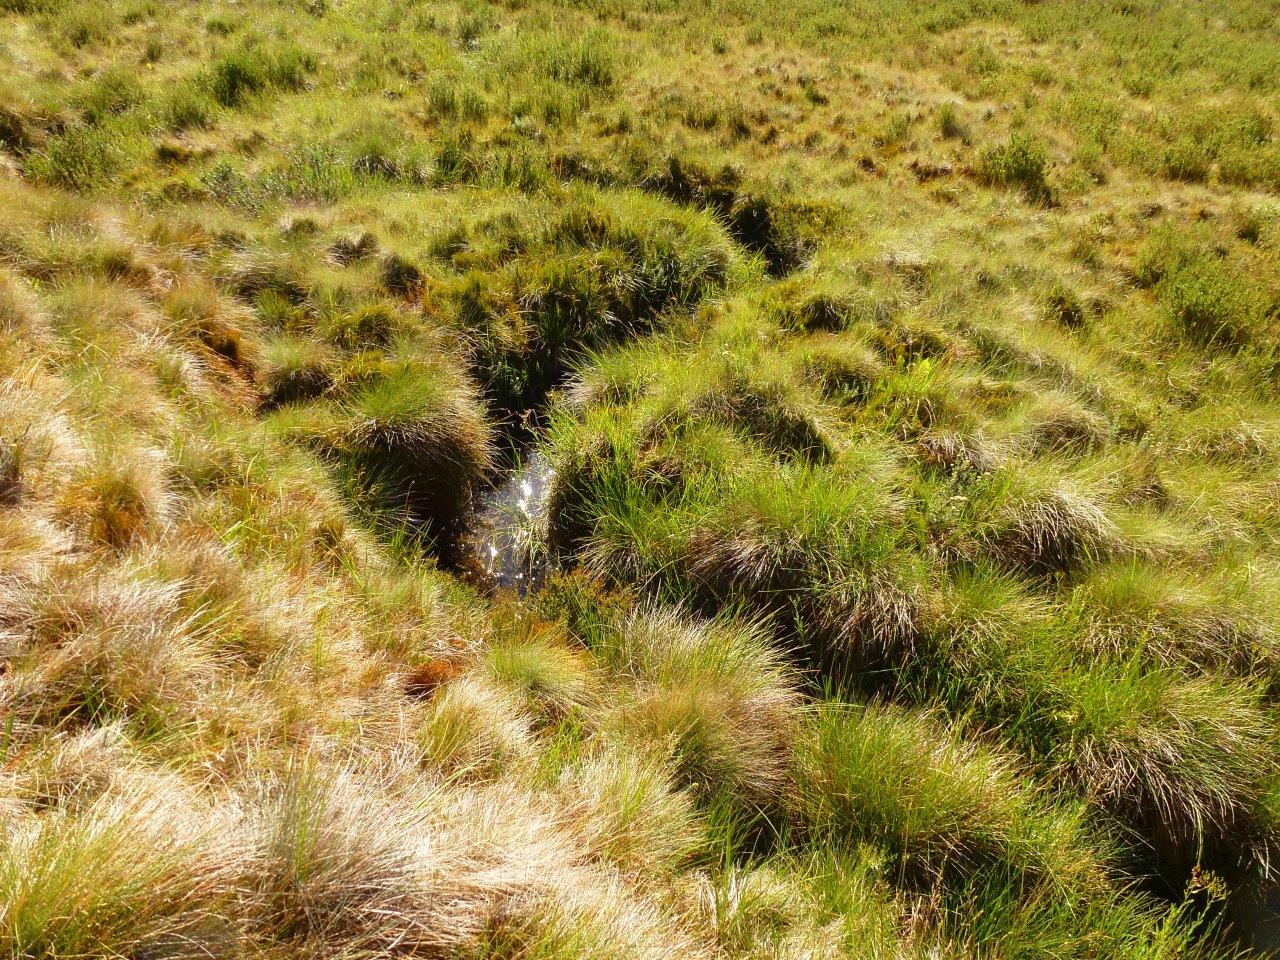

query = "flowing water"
[{"left": 455, "top": 451, "right": 555, "bottom": 595}]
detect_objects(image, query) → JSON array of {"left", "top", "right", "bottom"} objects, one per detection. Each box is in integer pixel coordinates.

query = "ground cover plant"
[{"left": 1, "top": 0, "right": 1280, "bottom": 957}]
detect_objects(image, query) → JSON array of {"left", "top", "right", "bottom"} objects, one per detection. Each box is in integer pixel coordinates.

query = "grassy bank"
[{"left": 1, "top": 0, "right": 1279, "bottom": 956}]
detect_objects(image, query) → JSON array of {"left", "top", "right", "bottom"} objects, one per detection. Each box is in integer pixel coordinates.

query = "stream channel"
[{"left": 453, "top": 450, "right": 556, "bottom": 596}]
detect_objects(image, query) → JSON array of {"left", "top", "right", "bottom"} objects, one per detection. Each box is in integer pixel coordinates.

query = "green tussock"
[{"left": 2, "top": 0, "right": 1279, "bottom": 957}]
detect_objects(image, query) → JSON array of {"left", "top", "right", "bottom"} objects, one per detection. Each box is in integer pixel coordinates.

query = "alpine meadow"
[{"left": 3, "top": 0, "right": 1280, "bottom": 956}]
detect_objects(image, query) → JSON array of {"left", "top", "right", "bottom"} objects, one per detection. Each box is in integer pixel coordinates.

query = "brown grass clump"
[
  {"left": 248, "top": 763, "right": 479, "bottom": 954},
  {"left": 161, "top": 281, "right": 257, "bottom": 376},
  {"left": 57, "top": 441, "right": 174, "bottom": 551},
  {"left": 0, "top": 772, "right": 246, "bottom": 959},
  {"left": 0, "top": 268, "right": 46, "bottom": 338},
  {"left": 1, "top": 563, "right": 220, "bottom": 737},
  {"left": 0, "top": 368, "right": 86, "bottom": 512}
]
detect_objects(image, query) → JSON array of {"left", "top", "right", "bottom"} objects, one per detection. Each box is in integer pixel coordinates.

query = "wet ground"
[{"left": 454, "top": 451, "right": 555, "bottom": 595}]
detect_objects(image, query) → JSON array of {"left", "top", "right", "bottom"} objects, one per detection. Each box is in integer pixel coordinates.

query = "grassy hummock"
[{"left": 1, "top": 0, "right": 1279, "bottom": 957}]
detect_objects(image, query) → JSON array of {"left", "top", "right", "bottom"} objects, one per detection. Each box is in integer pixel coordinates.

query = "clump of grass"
[
  {"left": 686, "top": 359, "right": 839, "bottom": 461},
  {"left": 418, "top": 675, "right": 536, "bottom": 778},
  {"left": 271, "top": 354, "right": 494, "bottom": 534},
  {"left": 4, "top": 566, "right": 217, "bottom": 733},
  {"left": 792, "top": 703, "right": 1100, "bottom": 888},
  {"left": 0, "top": 777, "right": 242, "bottom": 958},
  {"left": 57, "top": 442, "right": 173, "bottom": 551},
  {"left": 328, "top": 231, "right": 379, "bottom": 265},
  {"left": 162, "top": 281, "right": 254, "bottom": 372},
  {"left": 638, "top": 156, "right": 815, "bottom": 274},
  {"left": 485, "top": 617, "right": 597, "bottom": 723},
  {"left": 1071, "top": 563, "right": 1278, "bottom": 675},
  {"left": 258, "top": 335, "right": 336, "bottom": 408},
  {"left": 58, "top": 4, "right": 116, "bottom": 48},
  {"left": 251, "top": 763, "right": 463, "bottom": 953},
  {"left": 976, "top": 131, "right": 1054, "bottom": 205},
  {"left": 969, "top": 463, "right": 1117, "bottom": 574},
  {"left": 1043, "top": 281, "right": 1089, "bottom": 329},
  {"left": 1052, "top": 663, "right": 1276, "bottom": 869},
  {"left": 791, "top": 335, "right": 884, "bottom": 404},
  {"left": 378, "top": 251, "right": 422, "bottom": 297},
  {"left": 600, "top": 606, "right": 801, "bottom": 807},
  {"left": 24, "top": 125, "right": 122, "bottom": 189},
  {"left": 0, "top": 268, "right": 44, "bottom": 335},
  {"left": 318, "top": 301, "right": 402, "bottom": 350},
  {"left": 1162, "top": 138, "right": 1212, "bottom": 183},
  {"left": 529, "top": 29, "right": 619, "bottom": 89},
  {"left": 557, "top": 748, "right": 703, "bottom": 878},
  {"left": 936, "top": 101, "right": 967, "bottom": 140},
  {"left": 209, "top": 42, "right": 314, "bottom": 108},
  {"left": 1014, "top": 391, "right": 1111, "bottom": 453},
  {"left": 916, "top": 429, "right": 1000, "bottom": 476},
  {"left": 163, "top": 83, "right": 218, "bottom": 132}
]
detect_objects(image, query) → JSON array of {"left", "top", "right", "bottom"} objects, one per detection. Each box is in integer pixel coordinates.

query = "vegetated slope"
[{"left": 1, "top": 0, "right": 1279, "bottom": 957}]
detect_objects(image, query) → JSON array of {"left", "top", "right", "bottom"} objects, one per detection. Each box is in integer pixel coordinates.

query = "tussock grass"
[
  {"left": 598, "top": 606, "right": 801, "bottom": 807},
  {"left": 270, "top": 354, "right": 494, "bottom": 535},
  {"left": 976, "top": 132, "right": 1054, "bottom": 205},
  {"left": 557, "top": 748, "right": 703, "bottom": 879},
  {"left": 968, "top": 462, "right": 1119, "bottom": 573},
  {"left": 56, "top": 441, "right": 174, "bottom": 550},
  {"left": 1052, "top": 664, "right": 1276, "bottom": 869},
  {"left": 419, "top": 675, "right": 538, "bottom": 779},
  {"left": 1071, "top": 562, "right": 1279, "bottom": 676},
  {"left": 0, "top": 776, "right": 243, "bottom": 958},
  {"left": 2, "top": 0, "right": 1279, "bottom": 953},
  {"left": 2, "top": 565, "right": 219, "bottom": 737},
  {"left": 257, "top": 334, "right": 336, "bottom": 408},
  {"left": 485, "top": 618, "right": 597, "bottom": 724},
  {"left": 792, "top": 703, "right": 1101, "bottom": 888}
]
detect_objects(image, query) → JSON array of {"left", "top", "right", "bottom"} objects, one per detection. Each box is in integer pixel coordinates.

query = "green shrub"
[
  {"left": 1161, "top": 137, "right": 1212, "bottom": 182},
  {"left": 209, "top": 43, "right": 314, "bottom": 107},
  {"left": 1159, "top": 258, "right": 1261, "bottom": 347},
  {"left": 936, "top": 101, "right": 966, "bottom": 140},
  {"left": 977, "top": 132, "right": 1053, "bottom": 205},
  {"left": 163, "top": 83, "right": 217, "bottom": 131},
  {"left": 25, "top": 125, "right": 121, "bottom": 189}
]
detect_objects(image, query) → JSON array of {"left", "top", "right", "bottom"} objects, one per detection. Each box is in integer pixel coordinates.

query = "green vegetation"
[{"left": 1, "top": 0, "right": 1279, "bottom": 957}]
